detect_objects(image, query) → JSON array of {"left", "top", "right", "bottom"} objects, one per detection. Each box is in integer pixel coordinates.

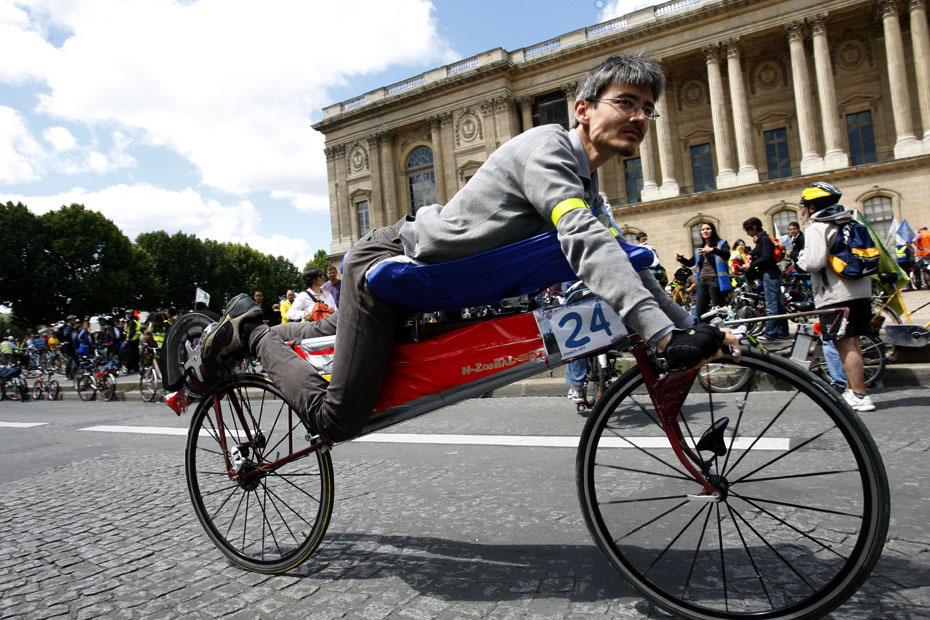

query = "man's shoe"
[
  {"left": 843, "top": 390, "right": 876, "bottom": 412},
  {"left": 201, "top": 293, "right": 264, "bottom": 366},
  {"left": 567, "top": 385, "right": 584, "bottom": 404}
]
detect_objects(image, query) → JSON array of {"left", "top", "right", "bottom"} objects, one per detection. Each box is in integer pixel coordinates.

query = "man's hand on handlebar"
[{"left": 655, "top": 324, "right": 741, "bottom": 370}]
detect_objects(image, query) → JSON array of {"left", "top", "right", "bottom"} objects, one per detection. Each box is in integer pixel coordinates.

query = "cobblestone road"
[{"left": 1, "top": 390, "right": 929, "bottom": 619}]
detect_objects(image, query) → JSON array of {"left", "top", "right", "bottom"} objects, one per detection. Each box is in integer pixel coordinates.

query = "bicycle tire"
[
  {"left": 101, "top": 373, "right": 117, "bottom": 402},
  {"left": 48, "top": 379, "right": 60, "bottom": 401},
  {"left": 139, "top": 366, "right": 158, "bottom": 402},
  {"left": 76, "top": 374, "right": 96, "bottom": 401},
  {"left": 2, "top": 378, "right": 24, "bottom": 401},
  {"left": 186, "top": 374, "right": 335, "bottom": 573},
  {"left": 870, "top": 304, "right": 899, "bottom": 362},
  {"left": 32, "top": 379, "right": 44, "bottom": 400},
  {"left": 583, "top": 355, "right": 606, "bottom": 408},
  {"left": 577, "top": 347, "right": 889, "bottom": 620},
  {"left": 810, "top": 335, "right": 885, "bottom": 389},
  {"left": 697, "top": 360, "right": 752, "bottom": 393}
]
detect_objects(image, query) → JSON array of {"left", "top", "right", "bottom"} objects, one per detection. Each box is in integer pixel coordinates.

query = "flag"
[
  {"left": 897, "top": 219, "right": 916, "bottom": 244},
  {"left": 195, "top": 287, "right": 211, "bottom": 306},
  {"left": 885, "top": 217, "right": 900, "bottom": 249},
  {"left": 854, "top": 210, "right": 908, "bottom": 317}
]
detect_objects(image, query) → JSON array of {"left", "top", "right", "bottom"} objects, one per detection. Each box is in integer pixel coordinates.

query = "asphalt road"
[{"left": 1, "top": 390, "right": 928, "bottom": 619}]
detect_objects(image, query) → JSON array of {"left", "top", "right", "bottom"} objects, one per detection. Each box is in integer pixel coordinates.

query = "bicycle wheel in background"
[
  {"left": 870, "top": 303, "right": 899, "bottom": 362},
  {"left": 186, "top": 374, "right": 334, "bottom": 573},
  {"left": 577, "top": 347, "right": 889, "bottom": 620},
  {"left": 48, "top": 379, "right": 60, "bottom": 401},
  {"left": 2, "top": 377, "right": 25, "bottom": 401},
  {"left": 76, "top": 374, "right": 96, "bottom": 401},
  {"left": 139, "top": 366, "right": 158, "bottom": 402},
  {"left": 810, "top": 335, "right": 886, "bottom": 389},
  {"left": 101, "top": 373, "right": 117, "bottom": 402},
  {"left": 32, "top": 379, "right": 44, "bottom": 400},
  {"left": 583, "top": 354, "right": 607, "bottom": 408}
]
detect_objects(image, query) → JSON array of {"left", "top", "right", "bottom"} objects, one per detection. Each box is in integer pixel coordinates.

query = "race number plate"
[{"left": 533, "top": 297, "right": 627, "bottom": 361}]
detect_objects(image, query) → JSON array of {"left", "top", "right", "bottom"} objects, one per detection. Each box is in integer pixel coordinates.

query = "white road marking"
[{"left": 17, "top": 424, "right": 789, "bottom": 450}]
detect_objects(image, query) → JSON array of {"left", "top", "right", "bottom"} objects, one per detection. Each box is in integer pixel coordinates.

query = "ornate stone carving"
[
  {"left": 808, "top": 14, "right": 829, "bottom": 36},
  {"left": 749, "top": 56, "right": 789, "bottom": 94},
  {"left": 398, "top": 126, "right": 431, "bottom": 152},
  {"left": 324, "top": 144, "right": 346, "bottom": 161},
  {"left": 676, "top": 75, "right": 708, "bottom": 110},
  {"left": 702, "top": 44, "right": 721, "bottom": 63},
  {"left": 455, "top": 108, "right": 484, "bottom": 146},
  {"left": 348, "top": 143, "right": 368, "bottom": 173},
  {"left": 878, "top": 0, "right": 901, "bottom": 17},
  {"left": 723, "top": 38, "right": 741, "bottom": 58},
  {"left": 831, "top": 29, "right": 874, "bottom": 72},
  {"left": 785, "top": 21, "right": 806, "bottom": 42},
  {"left": 478, "top": 95, "right": 513, "bottom": 116},
  {"left": 561, "top": 81, "right": 578, "bottom": 97}
]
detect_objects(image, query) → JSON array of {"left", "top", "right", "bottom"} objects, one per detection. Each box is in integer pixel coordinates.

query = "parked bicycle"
[
  {"left": 0, "top": 363, "right": 28, "bottom": 401},
  {"left": 164, "top": 277, "right": 889, "bottom": 619},
  {"left": 139, "top": 343, "right": 162, "bottom": 402},
  {"left": 75, "top": 355, "right": 119, "bottom": 402},
  {"left": 31, "top": 370, "right": 61, "bottom": 401}
]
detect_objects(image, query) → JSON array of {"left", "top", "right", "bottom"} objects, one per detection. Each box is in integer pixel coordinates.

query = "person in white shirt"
[{"left": 287, "top": 267, "right": 337, "bottom": 322}]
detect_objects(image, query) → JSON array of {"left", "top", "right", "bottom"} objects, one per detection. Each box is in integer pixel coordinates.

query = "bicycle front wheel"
[
  {"left": 139, "top": 366, "right": 157, "bottom": 402},
  {"left": 76, "top": 374, "right": 96, "bottom": 401},
  {"left": 101, "top": 373, "right": 117, "bottom": 402},
  {"left": 32, "top": 379, "right": 44, "bottom": 400},
  {"left": 48, "top": 379, "right": 60, "bottom": 401},
  {"left": 577, "top": 347, "right": 889, "bottom": 620},
  {"left": 185, "top": 374, "right": 334, "bottom": 573}
]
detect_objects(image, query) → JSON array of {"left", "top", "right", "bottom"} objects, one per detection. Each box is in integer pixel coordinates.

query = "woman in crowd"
[{"left": 676, "top": 222, "right": 731, "bottom": 319}]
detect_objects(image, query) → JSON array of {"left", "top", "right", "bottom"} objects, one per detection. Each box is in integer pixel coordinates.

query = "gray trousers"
[{"left": 249, "top": 224, "right": 407, "bottom": 441}]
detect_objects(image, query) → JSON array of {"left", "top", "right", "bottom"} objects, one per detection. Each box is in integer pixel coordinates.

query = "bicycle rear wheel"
[
  {"left": 186, "top": 374, "right": 334, "bottom": 573},
  {"left": 48, "top": 379, "right": 60, "bottom": 401},
  {"left": 32, "top": 379, "right": 44, "bottom": 400},
  {"left": 101, "top": 373, "right": 117, "bottom": 402},
  {"left": 2, "top": 377, "right": 25, "bottom": 401},
  {"left": 577, "top": 347, "right": 889, "bottom": 620},
  {"left": 139, "top": 366, "right": 158, "bottom": 402},
  {"left": 810, "top": 335, "right": 885, "bottom": 389}
]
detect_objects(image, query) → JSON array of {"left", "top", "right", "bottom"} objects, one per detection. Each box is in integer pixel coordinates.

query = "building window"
[
  {"left": 847, "top": 111, "right": 877, "bottom": 165},
  {"left": 690, "top": 143, "right": 715, "bottom": 192},
  {"left": 864, "top": 195, "right": 894, "bottom": 241},
  {"left": 690, "top": 223, "right": 704, "bottom": 250},
  {"left": 623, "top": 231, "right": 639, "bottom": 245},
  {"left": 764, "top": 128, "right": 791, "bottom": 179},
  {"left": 356, "top": 200, "right": 370, "bottom": 236},
  {"left": 771, "top": 209, "right": 795, "bottom": 238},
  {"left": 406, "top": 146, "right": 436, "bottom": 214},
  {"left": 623, "top": 157, "right": 643, "bottom": 203},
  {"left": 532, "top": 91, "right": 570, "bottom": 130}
]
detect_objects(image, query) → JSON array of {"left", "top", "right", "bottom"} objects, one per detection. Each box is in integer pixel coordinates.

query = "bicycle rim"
[
  {"left": 577, "top": 349, "right": 889, "bottom": 620},
  {"left": 49, "top": 380, "right": 60, "bottom": 401},
  {"left": 77, "top": 375, "right": 95, "bottom": 401},
  {"left": 140, "top": 367, "right": 157, "bottom": 402},
  {"left": 32, "top": 381, "right": 44, "bottom": 400},
  {"left": 185, "top": 374, "right": 334, "bottom": 573},
  {"left": 101, "top": 374, "right": 117, "bottom": 401}
]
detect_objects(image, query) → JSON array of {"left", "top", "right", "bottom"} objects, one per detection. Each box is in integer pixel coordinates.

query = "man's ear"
[{"left": 574, "top": 98, "right": 591, "bottom": 127}]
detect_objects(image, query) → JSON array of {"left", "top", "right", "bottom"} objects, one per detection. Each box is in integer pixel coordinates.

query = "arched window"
[
  {"left": 771, "top": 209, "right": 796, "bottom": 238},
  {"left": 690, "top": 223, "right": 704, "bottom": 250},
  {"left": 864, "top": 195, "right": 894, "bottom": 241},
  {"left": 406, "top": 146, "right": 436, "bottom": 214}
]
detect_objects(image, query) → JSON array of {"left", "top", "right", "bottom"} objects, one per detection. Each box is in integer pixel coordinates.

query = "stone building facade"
[{"left": 312, "top": 0, "right": 930, "bottom": 268}]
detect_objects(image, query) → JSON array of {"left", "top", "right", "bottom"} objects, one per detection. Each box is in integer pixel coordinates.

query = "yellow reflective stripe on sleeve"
[
  {"left": 550, "top": 198, "right": 589, "bottom": 227},
  {"left": 608, "top": 226, "right": 620, "bottom": 237}
]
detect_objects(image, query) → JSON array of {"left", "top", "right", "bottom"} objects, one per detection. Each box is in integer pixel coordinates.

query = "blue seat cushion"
[{"left": 367, "top": 230, "right": 653, "bottom": 312}]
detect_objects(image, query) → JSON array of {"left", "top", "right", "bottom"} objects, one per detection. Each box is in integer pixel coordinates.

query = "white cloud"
[
  {"left": 43, "top": 126, "right": 77, "bottom": 151},
  {"left": 270, "top": 190, "right": 330, "bottom": 214},
  {"left": 5, "top": 0, "right": 457, "bottom": 199},
  {"left": 597, "top": 0, "right": 659, "bottom": 21},
  {"left": 0, "top": 105, "right": 43, "bottom": 183},
  {"left": 4, "top": 183, "right": 319, "bottom": 267}
]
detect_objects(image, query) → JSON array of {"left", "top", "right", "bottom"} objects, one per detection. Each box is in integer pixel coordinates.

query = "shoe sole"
[{"left": 201, "top": 294, "right": 262, "bottom": 363}]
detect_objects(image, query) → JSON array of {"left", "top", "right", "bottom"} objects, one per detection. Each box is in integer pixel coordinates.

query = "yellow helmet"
[{"left": 799, "top": 181, "right": 842, "bottom": 210}]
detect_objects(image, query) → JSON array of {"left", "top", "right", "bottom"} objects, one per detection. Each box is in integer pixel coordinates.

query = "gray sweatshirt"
[
  {"left": 397, "top": 125, "right": 689, "bottom": 342},
  {"left": 797, "top": 205, "right": 871, "bottom": 306}
]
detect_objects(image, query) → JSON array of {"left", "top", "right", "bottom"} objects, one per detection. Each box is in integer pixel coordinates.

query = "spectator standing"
[
  {"left": 743, "top": 217, "right": 790, "bottom": 340},
  {"left": 729, "top": 239, "right": 750, "bottom": 276},
  {"left": 279, "top": 290, "right": 296, "bottom": 323},
  {"left": 253, "top": 290, "right": 281, "bottom": 326},
  {"left": 323, "top": 265, "right": 341, "bottom": 309},
  {"left": 896, "top": 242, "right": 915, "bottom": 290},
  {"left": 288, "top": 268, "right": 337, "bottom": 323},
  {"left": 787, "top": 221, "right": 805, "bottom": 265},
  {"left": 796, "top": 181, "right": 875, "bottom": 412},
  {"left": 125, "top": 310, "right": 142, "bottom": 373},
  {"left": 76, "top": 319, "right": 94, "bottom": 358},
  {"left": 0, "top": 336, "right": 14, "bottom": 362},
  {"left": 636, "top": 232, "right": 667, "bottom": 287},
  {"left": 675, "top": 222, "right": 731, "bottom": 319},
  {"left": 913, "top": 226, "right": 930, "bottom": 289}
]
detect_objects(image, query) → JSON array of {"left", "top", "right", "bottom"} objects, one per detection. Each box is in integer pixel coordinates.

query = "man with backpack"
[
  {"left": 797, "top": 181, "right": 877, "bottom": 412},
  {"left": 742, "top": 217, "right": 789, "bottom": 340}
]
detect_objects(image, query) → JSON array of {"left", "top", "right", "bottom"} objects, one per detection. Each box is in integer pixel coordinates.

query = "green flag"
[{"left": 854, "top": 210, "right": 909, "bottom": 318}]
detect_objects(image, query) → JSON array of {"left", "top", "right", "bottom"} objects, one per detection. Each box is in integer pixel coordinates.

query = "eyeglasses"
[{"left": 593, "top": 97, "right": 660, "bottom": 120}]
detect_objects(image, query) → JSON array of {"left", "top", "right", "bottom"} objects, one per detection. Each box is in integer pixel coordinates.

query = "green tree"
[
  {"left": 303, "top": 249, "right": 331, "bottom": 273},
  {"left": 0, "top": 202, "right": 41, "bottom": 328}
]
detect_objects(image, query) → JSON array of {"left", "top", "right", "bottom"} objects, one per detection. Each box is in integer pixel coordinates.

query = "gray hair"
[{"left": 572, "top": 54, "right": 665, "bottom": 127}]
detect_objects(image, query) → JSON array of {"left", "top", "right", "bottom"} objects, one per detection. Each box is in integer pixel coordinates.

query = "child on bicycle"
[{"left": 181, "top": 55, "right": 738, "bottom": 442}]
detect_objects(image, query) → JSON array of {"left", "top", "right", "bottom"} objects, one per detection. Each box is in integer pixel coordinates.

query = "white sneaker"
[
  {"left": 567, "top": 385, "right": 584, "bottom": 404},
  {"left": 843, "top": 390, "right": 876, "bottom": 412}
]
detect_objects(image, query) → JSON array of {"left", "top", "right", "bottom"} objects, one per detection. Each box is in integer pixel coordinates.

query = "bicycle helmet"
[{"left": 799, "top": 181, "right": 842, "bottom": 210}]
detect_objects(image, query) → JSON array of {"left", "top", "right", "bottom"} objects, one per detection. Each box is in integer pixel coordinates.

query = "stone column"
[
  {"left": 654, "top": 93, "right": 680, "bottom": 197},
  {"left": 332, "top": 144, "right": 354, "bottom": 242},
  {"left": 724, "top": 39, "right": 760, "bottom": 184},
  {"left": 809, "top": 15, "right": 850, "bottom": 169},
  {"left": 325, "top": 146, "right": 343, "bottom": 253},
  {"left": 428, "top": 117, "right": 447, "bottom": 204},
  {"left": 366, "top": 135, "right": 384, "bottom": 229},
  {"left": 880, "top": 0, "right": 921, "bottom": 157},
  {"left": 639, "top": 127, "right": 660, "bottom": 201},
  {"left": 516, "top": 96, "right": 534, "bottom": 132},
  {"left": 703, "top": 44, "right": 737, "bottom": 188},
  {"left": 378, "top": 131, "right": 398, "bottom": 224},
  {"left": 786, "top": 21, "right": 824, "bottom": 173},
  {"left": 909, "top": 0, "right": 930, "bottom": 150},
  {"left": 563, "top": 82, "right": 578, "bottom": 127}
]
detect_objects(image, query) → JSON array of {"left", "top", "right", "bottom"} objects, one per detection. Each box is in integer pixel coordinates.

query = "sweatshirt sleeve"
[{"left": 797, "top": 224, "right": 828, "bottom": 273}]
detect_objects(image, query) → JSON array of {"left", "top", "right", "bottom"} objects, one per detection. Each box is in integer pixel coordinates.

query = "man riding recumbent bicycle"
[{"left": 162, "top": 55, "right": 888, "bottom": 620}]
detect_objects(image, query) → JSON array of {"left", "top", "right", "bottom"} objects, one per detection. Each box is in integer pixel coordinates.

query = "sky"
[{"left": 1, "top": 0, "right": 654, "bottom": 272}]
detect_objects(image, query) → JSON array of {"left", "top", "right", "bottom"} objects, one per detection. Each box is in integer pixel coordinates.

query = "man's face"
[
  {"left": 788, "top": 224, "right": 800, "bottom": 236},
  {"left": 286, "top": 290, "right": 296, "bottom": 302},
  {"left": 253, "top": 292, "right": 264, "bottom": 305},
  {"left": 326, "top": 266, "right": 338, "bottom": 282},
  {"left": 577, "top": 82, "right": 652, "bottom": 159}
]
